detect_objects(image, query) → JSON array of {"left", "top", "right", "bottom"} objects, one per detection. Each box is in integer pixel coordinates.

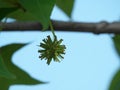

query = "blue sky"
[{"left": 0, "top": 0, "right": 120, "bottom": 90}]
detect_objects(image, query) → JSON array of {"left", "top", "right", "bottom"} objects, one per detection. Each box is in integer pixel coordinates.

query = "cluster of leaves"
[
  {"left": 0, "top": 0, "right": 74, "bottom": 29},
  {"left": 0, "top": 0, "right": 74, "bottom": 90}
]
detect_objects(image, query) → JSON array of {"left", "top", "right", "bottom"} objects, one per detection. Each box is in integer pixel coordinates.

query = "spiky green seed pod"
[{"left": 38, "top": 35, "right": 66, "bottom": 65}]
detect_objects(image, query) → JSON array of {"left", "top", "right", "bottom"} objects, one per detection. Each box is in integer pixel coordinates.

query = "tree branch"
[{"left": 1, "top": 20, "right": 120, "bottom": 34}]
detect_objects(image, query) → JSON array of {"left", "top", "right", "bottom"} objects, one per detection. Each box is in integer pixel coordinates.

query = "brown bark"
[{"left": 1, "top": 20, "right": 120, "bottom": 34}]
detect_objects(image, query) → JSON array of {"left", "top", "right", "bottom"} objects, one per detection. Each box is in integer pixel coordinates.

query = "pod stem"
[{"left": 49, "top": 21, "right": 56, "bottom": 38}]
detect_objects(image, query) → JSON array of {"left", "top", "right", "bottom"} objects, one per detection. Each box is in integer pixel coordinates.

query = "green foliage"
[
  {"left": 56, "top": 0, "right": 74, "bottom": 17},
  {"left": 0, "top": 0, "right": 19, "bottom": 20},
  {"left": 109, "top": 69, "right": 120, "bottom": 90},
  {"left": 0, "top": 55, "right": 15, "bottom": 79},
  {"left": 110, "top": 35, "right": 120, "bottom": 90},
  {"left": 19, "top": 0, "right": 56, "bottom": 29},
  {"left": 0, "top": 44, "right": 45, "bottom": 90},
  {"left": 0, "top": 0, "right": 74, "bottom": 28},
  {"left": 8, "top": 9, "right": 38, "bottom": 22},
  {"left": 0, "top": 7, "right": 18, "bottom": 20},
  {"left": 113, "top": 35, "right": 120, "bottom": 56},
  {"left": 0, "top": 1, "right": 11, "bottom": 8},
  {"left": 0, "top": 0, "right": 56, "bottom": 29}
]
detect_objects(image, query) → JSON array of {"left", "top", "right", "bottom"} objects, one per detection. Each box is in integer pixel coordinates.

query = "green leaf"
[
  {"left": 0, "top": 55, "right": 16, "bottom": 79},
  {"left": 1, "top": 0, "right": 19, "bottom": 4},
  {"left": 112, "top": 35, "right": 120, "bottom": 56},
  {"left": 109, "top": 69, "right": 120, "bottom": 90},
  {"left": 0, "top": 7, "right": 18, "bottom": 20},
  {"left": 19, "top": 0, "right": 56, "bottom": 29},
  {"left": 56, "top": 0, "right": 74, "bottom": 17},
  {"left": 0, "top": 43, "right": 45, "bottom": 90},
  {"left": 8, "top": 9, "right": 38, "bottom": 21},
  {"left": 0, "top": 0, "right": 19, "bottom": 20},
  {"left": 0, "top": 1, "right": 14, "bottom": 8}
]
